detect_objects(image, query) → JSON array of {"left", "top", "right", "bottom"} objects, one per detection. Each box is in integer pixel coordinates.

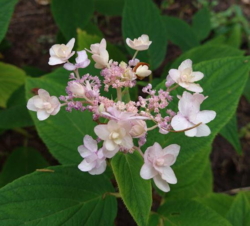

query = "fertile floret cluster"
[{"left": 27, "top": 34, "right": 216, "bottom": 192}]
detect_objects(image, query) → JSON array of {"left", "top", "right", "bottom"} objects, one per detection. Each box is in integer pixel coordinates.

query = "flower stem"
[
  {"left": 117, "top": 87, "right": 122, "bottom": 101},
  {"left": 170, "top": 122, "right": 202, "bottom": 133},
  {"left": 74, "top": 69, "right": 80, "bottom": 80},
  {"left": 132, "top": 50, "right": 139, "bottom": 60},
  {"left": 147, "top": 125, "right": 158, "bottom": 131},
  {"left": 167, "top": 84, "right": 179, "bottom": 92},
  {"left": 133, "top": 146, "right": 144, "bottom": 157}
]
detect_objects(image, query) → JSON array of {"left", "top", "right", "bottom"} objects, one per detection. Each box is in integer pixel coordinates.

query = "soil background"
[{"left": 1, "top": 0, "right": 250, "bottom": 225}]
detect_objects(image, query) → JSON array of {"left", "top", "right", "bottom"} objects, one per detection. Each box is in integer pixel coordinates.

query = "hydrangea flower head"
[
  {"left": 48, "top": 38, "right": 75, "bottom": 65},
  {"left": 126, "top": 34, "right": 152, "bottom": 51},
  {"left": 27, "top": 89, "right": 61, "bottom": 120},
  {"left": 140, "top": 142, "right": 180, "bottom": 192},
  {"left": 168, "top": 59, "right": 204, "bottom": 93}
]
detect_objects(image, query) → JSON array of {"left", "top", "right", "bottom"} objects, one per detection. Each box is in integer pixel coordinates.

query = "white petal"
[
  {"left": 195, "top": 110, "right": 216, "bottom": 124},
  {"left": 153, "top": 175, "right": 170, "bottom": 192},
  {"left": 89, "top": 160, "right": 107, "bottom": 175},
  {"left": 84, "top": 135, "right": 97, "bottom": 152},
  {"left": 178, "top": 59, "right": 192, "bottom": 71},
  {"left": 78, "top": 159, "right": 95, "bottom": 172},
  {"left": 162, "top": 144, "right": 180, "bottom": 159},
  {"left": 196, "top": 124, "right": 211, "bottom": 137},
  {"left": 161, "top": 167, "right": 177, "bottom": 184},
  {"left": 184, "top": 127, "right": 197, "bottom": 137},
  {"left": 186, "top": 83, "right": 203, "bottom": 93},
  {"left": 94, "top": 124, "right": 110, "bottom": 140},
  {"left": 66, "top": 38, "right": 75, "bottom": 52},
  {"left": 171, "top": 114, "right": 192, "bottom": 131},
  {"left": 140, "top": 164, "right": 157, "bottom": 179},
  {"left": 63, "top": 62, "right": 76, "bottom": 71},
  {"left": 48, "top": 56, "right": 65, "bottom": 65},
  {"left": 168, "top": 69, "right": 180, "bottom": 83},
  {"left": 27, "top": 96, "right": 38, "bottom": 111},
  {"left": 190, "top": 71, "right": 204, "bottom": 82},
  {"left": 75, "top": 50, "right": 88, "bottom": 64},
  {"left": 104, "top": 139, "right": 117, "bottom": 151},
  {"left": 122, "top": 135, "right": 133, "bottom": 149},
  {"left": 78, "top": 145, "right": 91, "bottom": 158},
  {"left": 102, "top": 148, "right": 119, "bottom": 158},
  {"left": 37, "top": 110, "right": 50, "bottom": 121}
]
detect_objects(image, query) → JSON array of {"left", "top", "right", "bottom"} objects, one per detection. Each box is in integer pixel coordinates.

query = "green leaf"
[
  {"left": 192, "top": 7, "right": 211, "bottom": 41},
  {"left": 111, "top": 151, "right": 151, "bottom": 226},
  {"left": 51, "top": 0, "right": 95, "bottom": 40},
  {"left": 164, "top": 16, "right": 199, "bottom": 52},
  {"left": 243, "top": 76, "right": 250, "bottom": 103},
  {"left": 147, "top": 56, "right": 250, "bottom": 188},
  {"left": 0, "top": 86, "right": 33, "bottom": 129},
  {"left": 0, "top": 165, "right": 117, "bottom": 225},
  {"left": 0, "top": 62, "right": 26, "bottom": 108},
  {"left": 170, "top": 44, "right": 244, "bottom": 70},
  {"left": 122, "top": 0, "right": 168, "bottom": 69},
  {"left": 220, "top": 114, "right": 242, "bottom": 155},
  {"left": 165, "top": 156, "right": 213, "bottom": 200},
  {"left": 94, "top": 0, "right": 125, "bottom": 16},
  {"left": 225, "top": 24, "right": 242, "bottom": 49},
  {"left": 197, "top": 193, "right": 234, "bottom": 218},
  {"left": 0, "top": 0, "right": 18, "bottom": 43},
  {"left": 25, "top": 68, "right": 96, "bottom": 164},
  {"left": 0, "top": 147, "right": 49, "bottom": 187},
  {"left": 158, "top": 199, "right": 231, "bottom": 226},
  {"left": 226, "top": 193, "right": 250, "bottom": 226}
]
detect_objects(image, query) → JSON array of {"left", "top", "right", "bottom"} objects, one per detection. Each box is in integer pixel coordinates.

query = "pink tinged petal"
[
  {"left": 92, "top": 54, "right": 107, "bottom": 69},
  {"left": 195, "top": 110, "right": 216, "bottom": 124},
  {"left": 78, "top": 59, "right": 91, "bottom": 69},
  {"left": 171, "top": 114, "right": 192, "bottom": 131},
  {"left": 37, "top": 110, "right": 50, "bottom": 121},
  {"left": 78, "top": 145, "right": 92, "bottom": 158},
  {"left": 186, "top": 83, "right": 203, "bottom": 93},
  {"left": 63, "top": 62, "right": 76, "bottom": 71},
  {"left": 50, "top": 44, "right": 61, "bottom": 56},
  {"left": 161, "top": 167, "right": 177, "bottom": 184},
  {"left": 184, "top": 127, "right": 197, "bottom": 137},
  {"left": 66, "top": 38, "right": 75, "bottom": 52},
  {"left": 84, "top": 135, "right": 98, "bottom": 152},
  {"left": 104, "top": 139, "right": 117, "bottom": 151},
  {"left": 75, "top": 50, "right": 88, "bottom": 64},
  {"left": 94, "top": 124, "right": 110, "bottom": 140},
  {"left": 102, "top": 147, "right": 119, "bottom": 158},
  {"left": 190, "top": 71, "right": 204, "bottom": 82},
  {"left": 178, "top": 92, "right": 196, "bottom": 116},
  {"left": 78, "top": 159, "right": 95, "bottom": 172},
  {"left": 162, "top": 144, "right": 180, "bottom": 165},
  {"left": 122, "top": 135, "right": 133, "bottom": 149},
  {"left": 50, "top": 97, "right": 61, "bottom": 115},
  {"left": 126, "top": 38, "right": 133, "bottom": 48},
  {"left": 89, "top": 160, "right": 107, "bottom": 175},
  {"left": 195, "top": 124, "right": 211, "bottom": 137},
  {"left": 140, "top": 164, "right": 157, "bottom": 179},
  {"left": 48, "top": 56, "right": 65, "bottom": 65},
  {"left": 38, "top": 89, "right": 50, "bottom": 99},
  {"left": 168, "top": 69, "right": 180, "bottom": 83},
  {"left": 100, "top": 38, "right": 107, "bottom": 49},
  {"left": 153, "top": 174, "right": 170, "bottom": 192},
  {"left": 178, "top": 59, "right": 192, "bottom": 71},
  {"left": 27, "top": 96, "right": 39, "bottom": 111},
  {"left": 107, "top": 120, "right": 120, "bottom": 130}
]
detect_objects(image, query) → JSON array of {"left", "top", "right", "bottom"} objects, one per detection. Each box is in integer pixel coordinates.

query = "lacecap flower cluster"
[{"left": 27, "top": 35, "right": 216, "bottom": 192}]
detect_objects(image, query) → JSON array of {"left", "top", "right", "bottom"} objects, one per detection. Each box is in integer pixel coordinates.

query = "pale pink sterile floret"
[
  {"left": 87, "top": 39, "right": 109, "bottom": 69},
  {"left": 78, "top": 135, "right": 106, "bottom": 175},
  {"left": 27, "top": 89, "right": 61, "bottom": 121},
  {"left": 171, "top": 91, "right": 216, "bottom": 137},
  {"left": 48, "top": 38, "right": 75, "bottom": 65},
  {"left": 140, "top": 142, "right": 180, "bottom": 192},
  {"left": 64, "top": 50, "right": 90, "bottom": 71},
  {"left": 94, "top": 120, "right": 133, "bottom": 158},
  {"left": 168, "top": 59, "right": 204, "bottom": 93},
  {"left": 126, "top": 34, "right": 152, "bottom": 51}
]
